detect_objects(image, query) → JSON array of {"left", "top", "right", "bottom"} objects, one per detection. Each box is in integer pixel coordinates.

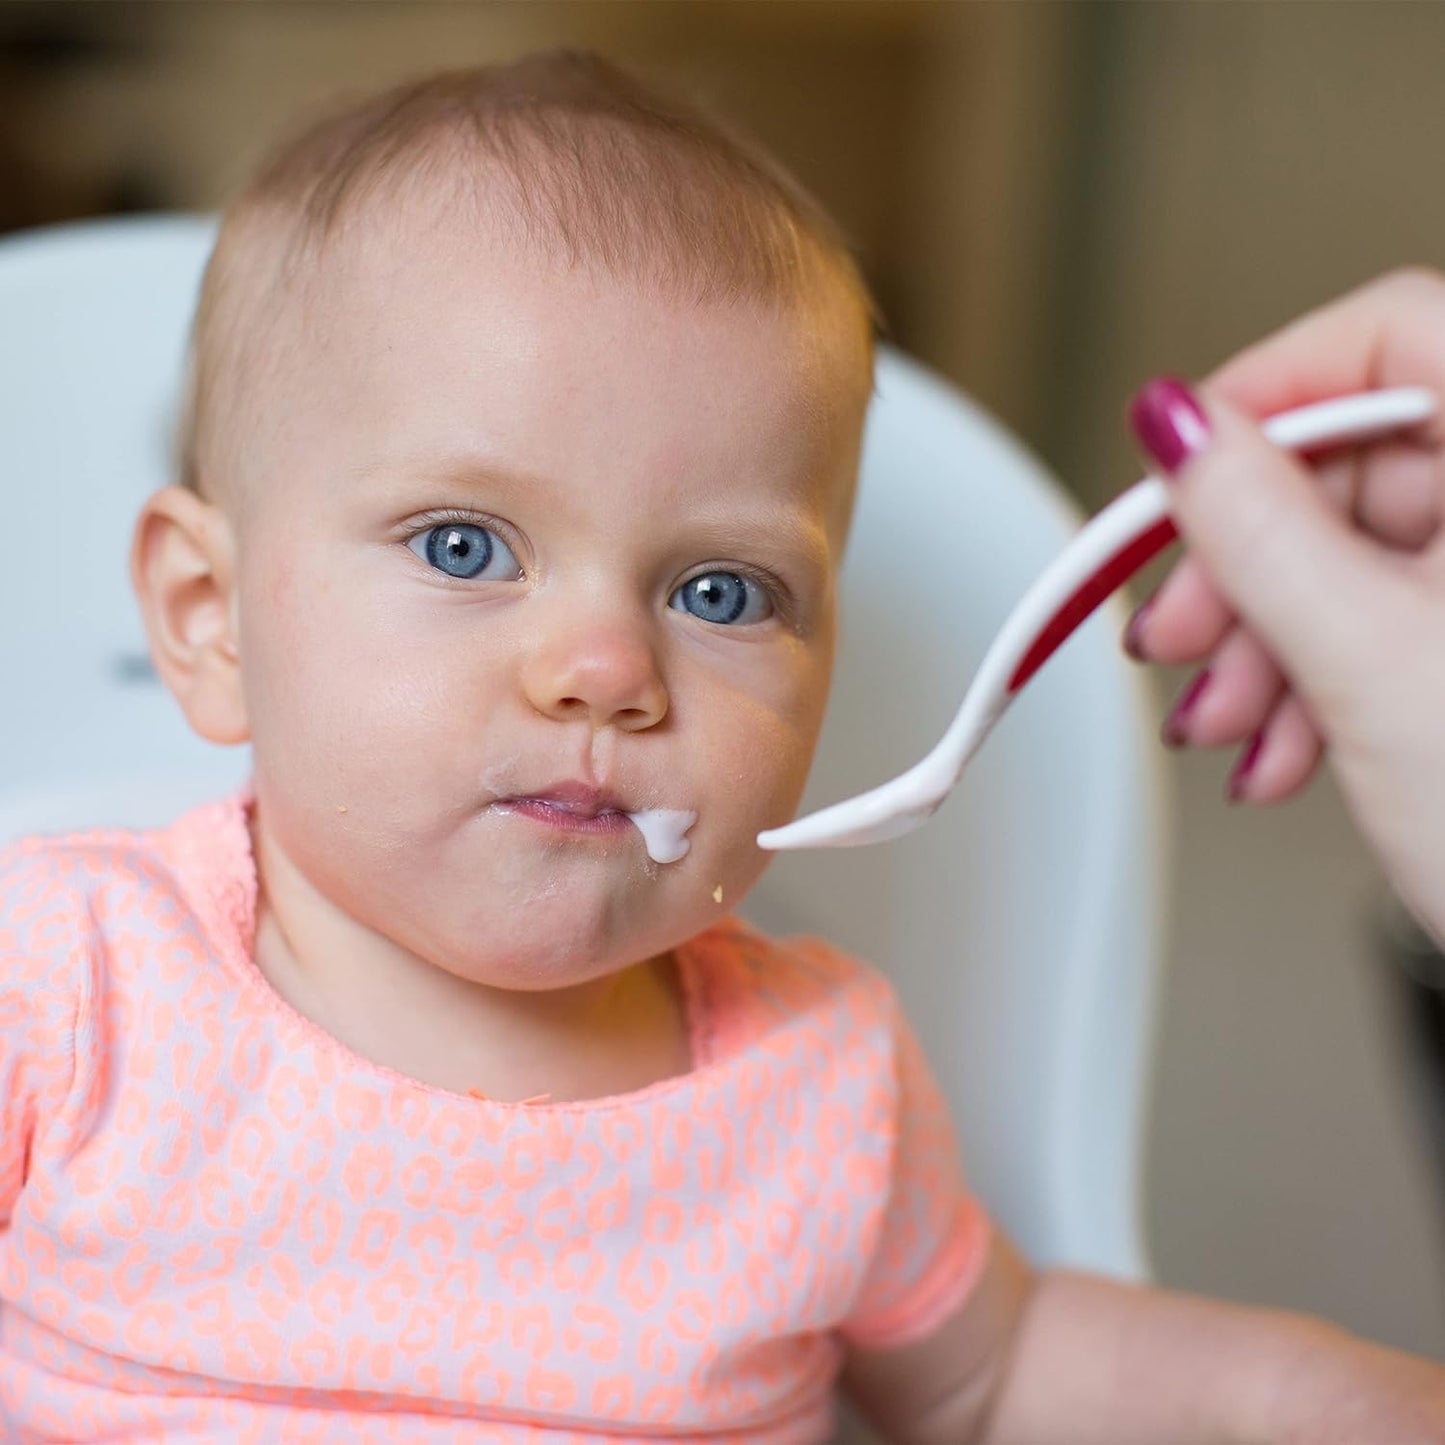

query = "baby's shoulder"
[
  {"left": 0, "top": 831, "right": 147, "bottom": 1053},
  {"left": 0, "top": 802, "right": 232, "bottom": 967},
  {"left": 0, "top": 813, "right": 235, "bottom": 1068},
  {"left": 1, "top": 821, "right": 182, "bottom": 924}
]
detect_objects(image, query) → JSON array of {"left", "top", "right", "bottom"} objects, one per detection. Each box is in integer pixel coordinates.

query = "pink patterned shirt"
[{"left": 0, "top": 791, "right": 989, "bottom": 1442}]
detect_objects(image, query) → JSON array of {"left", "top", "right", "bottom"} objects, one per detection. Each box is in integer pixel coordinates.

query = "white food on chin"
[{"left": 624, "top": 808, "right": 697, "bottom": 864}]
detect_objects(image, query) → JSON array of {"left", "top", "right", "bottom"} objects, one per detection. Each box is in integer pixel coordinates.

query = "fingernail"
[
  {"left": 1123, "top": 596, "right": 1155, "bottom": 660},
  {"left": 1227, "top": 731, "right": 1265, "bottom": 802},
  {"left": 1161, "top": 667, "right": 1211, "bottom": 747},
  {"left": 1128, "top": 376, "right": 1211, "bottom": 478}
]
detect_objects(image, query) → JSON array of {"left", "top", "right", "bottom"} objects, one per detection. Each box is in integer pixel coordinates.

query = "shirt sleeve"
[
  {"left": 0, "top": 841, "right": 88, "bottom": 1227},
  {"left": 839, "top": 988, "right": 993, "bottom": 1352}
]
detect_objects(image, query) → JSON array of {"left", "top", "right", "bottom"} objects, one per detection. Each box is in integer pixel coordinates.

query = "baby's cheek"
[
  {"left": 704, "top": 721, "right": 815, "bottom": 867},
  {"left": 243, "top": 612, "right": 391, "bottom": 802}
]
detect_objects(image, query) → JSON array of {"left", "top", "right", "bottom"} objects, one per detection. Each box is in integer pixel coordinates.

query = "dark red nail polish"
[
  {"left": 1227, "top": 731, "right": 1265, "bottom": 801},
  {"left": 1161, "top": 667, "right": 1211, "bottom": 747},
  {"left": 1128, "top": 376, "right": 1211, "bottom": 477},
  {"left": 1123, "top": 596, "right": 1155, "bottom": 660}
]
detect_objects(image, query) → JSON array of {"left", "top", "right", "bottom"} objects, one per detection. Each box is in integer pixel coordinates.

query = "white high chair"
[
  {"left": 0, "top": 217, "right": 1169, "bottom": 1299},
  {"left": 0, "top": 215, "right": 252, "bottom": 834}
]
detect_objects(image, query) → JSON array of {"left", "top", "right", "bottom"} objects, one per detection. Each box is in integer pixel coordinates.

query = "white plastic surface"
[
  {"left": 0, "top": 216, "right": 1166, "bottom": 1290},
  {"left": 745, "top": 348, "right": 1169, "bottom": 1281},
  {"left": 0, "top": 215, "right": 249, "bottom": 840}
]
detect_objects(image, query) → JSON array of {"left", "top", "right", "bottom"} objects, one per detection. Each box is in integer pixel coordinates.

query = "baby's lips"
[{"left": 502, "top": 779, "right": 630, "bottom": 817}]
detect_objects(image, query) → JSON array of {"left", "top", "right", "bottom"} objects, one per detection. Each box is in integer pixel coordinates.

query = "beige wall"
[{"left": 1050, "top": 1, "right": 1445, "bottom": 503}]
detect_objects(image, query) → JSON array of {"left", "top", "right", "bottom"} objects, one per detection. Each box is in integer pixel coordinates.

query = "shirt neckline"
[{"left": 169, "top": 784, "right": 746, "bottom": 1114}]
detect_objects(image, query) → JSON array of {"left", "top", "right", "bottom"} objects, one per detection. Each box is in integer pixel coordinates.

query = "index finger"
[{"left": 1208, "top": 268, "right": 1445, "bottom": 450}]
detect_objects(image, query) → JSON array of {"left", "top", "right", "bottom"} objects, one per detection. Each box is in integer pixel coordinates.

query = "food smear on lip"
[
  {"left": 625, "top": 809, "right": 697, "bottom": 864},
  {"left": 496, "top": 792, "right": 696, "bottom": 864}
]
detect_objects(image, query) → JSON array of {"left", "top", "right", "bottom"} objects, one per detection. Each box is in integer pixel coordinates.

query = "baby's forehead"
[
  {"left": 186, "top": 76, "right": 882, "bottom": 508},
  {"left": 212, "top": 202, "right": 870, "bottom": 531},
  {"left": 311, "top": 209, "right": 861, "bottom": 386}
]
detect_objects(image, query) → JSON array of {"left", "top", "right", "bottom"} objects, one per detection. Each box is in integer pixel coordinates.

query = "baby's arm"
[{"left": 844, "top": 1230, "right": 1445, "bottom": 1444}]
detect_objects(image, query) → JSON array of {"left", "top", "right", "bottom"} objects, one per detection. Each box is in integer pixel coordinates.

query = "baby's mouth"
[
  {"left": 506, "top": 782, "right": 625, "bottom": 816},
  {"left": 495, "top": 784, "right": 632, "bottom": 834},
  {"left": 493, "top": 783, "right": 696, "bottom": 863}
]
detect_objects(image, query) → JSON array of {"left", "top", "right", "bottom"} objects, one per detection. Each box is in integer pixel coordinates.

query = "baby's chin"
[
  {"left": 408, "top": 907, "right": 689, "bottom": 995},
  {"left": 361, "top": 857, "right": 702, "bottom": 982}
]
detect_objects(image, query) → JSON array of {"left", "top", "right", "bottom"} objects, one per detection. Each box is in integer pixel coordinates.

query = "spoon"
[{"left": 758, "top": 386, "right": 1437, "bottom": 851}]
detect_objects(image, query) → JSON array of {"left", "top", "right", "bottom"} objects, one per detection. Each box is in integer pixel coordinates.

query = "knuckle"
[{"left": 1375, "top": 265, "right": 1445, "bottom": 306}]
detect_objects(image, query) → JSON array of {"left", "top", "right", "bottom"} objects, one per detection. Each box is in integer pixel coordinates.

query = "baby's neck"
[{"left": 247, "top": 822, "right": 691, "bottom": 1103}]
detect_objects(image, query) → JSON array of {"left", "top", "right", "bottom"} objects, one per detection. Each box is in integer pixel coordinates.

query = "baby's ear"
[{"left": 130, "top": 486, "right": 249, "bottom": 745}]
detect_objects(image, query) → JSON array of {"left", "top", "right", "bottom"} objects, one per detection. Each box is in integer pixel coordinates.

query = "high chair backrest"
[
  {"left": 0, "top": 215, "right": 1168, "bottom": 1282},
  {"left": 0, "top": 215, "right": 252, "bottom": 835},
  {"left": 745, "top": 362, "right": 1170, "bottom": 1282}
]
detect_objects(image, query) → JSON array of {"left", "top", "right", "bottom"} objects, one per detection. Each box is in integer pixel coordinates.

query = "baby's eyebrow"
[
  {"left": 356, "top": 451, "right": 549, "bottom": 502},
  {"left": 679, "top": 507, "right": 831, "bottom": 569}
]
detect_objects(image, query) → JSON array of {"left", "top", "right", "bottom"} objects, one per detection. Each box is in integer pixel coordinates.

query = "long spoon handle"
[{"left": 1001, "top": 386, "right": 1439, "bottom": 700}]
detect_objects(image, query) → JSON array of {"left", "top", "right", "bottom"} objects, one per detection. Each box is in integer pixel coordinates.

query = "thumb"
[{"left": 1129, "top": 376, "right": 1403, "bottom": 693}]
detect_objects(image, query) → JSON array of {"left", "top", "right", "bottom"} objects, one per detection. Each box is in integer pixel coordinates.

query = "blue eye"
[
  {"left": 669, "top": 571, "right": 772, "bottom": 626},
  {"left": 408, "top": 523, "right": 521, "bottom": 581}
]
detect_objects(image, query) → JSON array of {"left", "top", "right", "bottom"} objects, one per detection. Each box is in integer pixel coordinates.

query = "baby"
[{"left": 4, "top": 48, "right": 1444, "bottom": 1445}]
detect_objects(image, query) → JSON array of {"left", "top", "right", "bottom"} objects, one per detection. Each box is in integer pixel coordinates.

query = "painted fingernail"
[
  {"left": 1161, "top": 667, "right": 1211, "bottom": 747},
  {"left": 1123, "top": 596, "right": 1155, "bottom": 660},
  {"left": 1227, "top": 730, "right": 1265, "bottom": 802},
  {"left": 1128, "top": 376, "right": 1211, "bottom": 478}
]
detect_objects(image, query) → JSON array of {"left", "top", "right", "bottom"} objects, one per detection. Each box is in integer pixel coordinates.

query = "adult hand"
[{"left": 1123, "top": 268, "right": 1445, "bottom": 945}]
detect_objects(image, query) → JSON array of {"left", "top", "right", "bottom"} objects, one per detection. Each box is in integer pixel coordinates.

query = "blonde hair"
[{"left": 181, "top": 49, "right": 883, "bottom": 495}]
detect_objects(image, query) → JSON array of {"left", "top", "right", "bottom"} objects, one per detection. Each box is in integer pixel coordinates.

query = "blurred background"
[{"left": 3, "top": 0, "right": 1442, "bottom": 1359}]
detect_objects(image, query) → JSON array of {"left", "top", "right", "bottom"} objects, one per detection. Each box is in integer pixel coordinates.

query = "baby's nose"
[{"left": 521, "top": 615, "right": 668, "bottom": 732}]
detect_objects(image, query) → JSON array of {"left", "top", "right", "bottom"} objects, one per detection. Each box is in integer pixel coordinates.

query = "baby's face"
[{"left": 226, "top": 215, "right": 868, "bottom": 990}]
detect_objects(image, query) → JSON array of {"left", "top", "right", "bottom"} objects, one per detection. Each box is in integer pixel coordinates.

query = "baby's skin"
[{"left": 133, "top": 206, "right": 868, "bottom": 1107}]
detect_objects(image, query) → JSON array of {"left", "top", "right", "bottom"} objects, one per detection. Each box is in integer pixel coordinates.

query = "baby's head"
[{"left": 134, "top": 51, "right": 878, "bottom": 992}]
